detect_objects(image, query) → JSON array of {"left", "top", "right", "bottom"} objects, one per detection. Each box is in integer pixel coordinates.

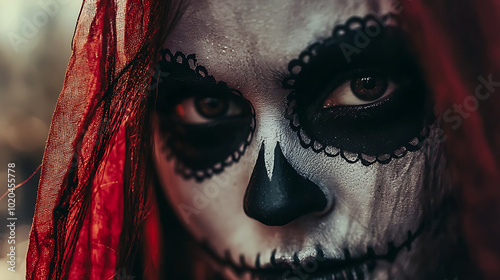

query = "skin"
[{"left": 152, "top": 1, "right": 437, "bottom": 279}]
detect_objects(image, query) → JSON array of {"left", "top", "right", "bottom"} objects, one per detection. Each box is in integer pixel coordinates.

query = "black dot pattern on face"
[
  {"left": 153, "top": 49, "right": 256, "bottom": 181},
  {"left": 282, "top": 13, "right": 435, "bottom": 166}
]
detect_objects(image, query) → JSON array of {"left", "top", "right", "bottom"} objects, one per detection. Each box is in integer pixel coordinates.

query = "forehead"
[{"left": 164, "top": 0, "right": 395, "bottom": 87}]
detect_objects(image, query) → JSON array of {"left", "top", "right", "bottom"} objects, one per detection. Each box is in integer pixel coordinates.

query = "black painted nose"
[{"left": 243, "top": 142, "right": 328, "bottom": 226}]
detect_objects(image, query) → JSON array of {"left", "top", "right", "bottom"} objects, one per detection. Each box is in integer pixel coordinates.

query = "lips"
[{"left": 199, "top": 223, "right": 423, "bottom": 280}]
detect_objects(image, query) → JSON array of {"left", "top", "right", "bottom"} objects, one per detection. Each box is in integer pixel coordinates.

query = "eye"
[
  {"left": 152, "top": 51, "right": 256, "bottom": 179},
  {"left": 157, "top": 89, "right": 255, "bottom": 178},
  {"left": 195, "top": 96, "right": 229, "bottom": 118},
  {"left": 283, "top": 22, "right": 434, "bottom": 159},
  {"left": 175, "top": 95, "right": 243, "bottom": 124},
  {"left": 323, "top": 72, "right": 395, "bottom": 107}
]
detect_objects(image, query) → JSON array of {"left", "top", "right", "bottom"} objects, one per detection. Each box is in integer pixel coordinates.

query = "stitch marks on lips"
[{"left": 199, "top": 222, "right": 424, "bottom": 280}]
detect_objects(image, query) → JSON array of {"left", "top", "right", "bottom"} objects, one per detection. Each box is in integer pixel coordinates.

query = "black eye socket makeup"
[
  {"left": 283, "top": 14, "right": 435, "bottom": 165},
  {"left": 152, "top": 49, "right": 256, "bottom": 181}
]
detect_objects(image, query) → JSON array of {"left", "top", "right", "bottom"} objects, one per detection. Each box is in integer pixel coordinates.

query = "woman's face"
[{"left": 152, "top": 0, "right": 438, "bottom": 279}]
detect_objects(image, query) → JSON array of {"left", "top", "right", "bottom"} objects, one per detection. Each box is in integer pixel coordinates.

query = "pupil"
[
  {"left": 203, "top": 97, "right": 220, "bottom": 109},
  {"left": 350, "top": 73, "right": 388, "bottom": 101},
  {"left": 195, "top": 96, "right": 228, "bottom": 118},
  {"left": 362, "top": 77, "right": 377, "bottom": 90}
]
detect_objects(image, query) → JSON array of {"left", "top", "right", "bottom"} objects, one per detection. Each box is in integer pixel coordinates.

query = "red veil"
[{"left": 26, "top": 0, "right": 500, "bottom": 279}]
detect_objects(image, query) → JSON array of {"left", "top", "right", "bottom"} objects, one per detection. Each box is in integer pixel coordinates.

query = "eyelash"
[{"left": 282, "top": 13, "right": 434, "bottom": 165}]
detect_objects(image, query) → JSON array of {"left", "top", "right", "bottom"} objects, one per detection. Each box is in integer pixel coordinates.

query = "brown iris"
[
  {"left": 194, "top": 96, "right": 229, "bottom": 118},
  {"left": 350, "top": 73, "right": 388, "bottom": 101}
]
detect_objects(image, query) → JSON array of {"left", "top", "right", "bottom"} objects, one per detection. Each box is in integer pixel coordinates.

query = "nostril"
[{"left": 243, "top": 142, "right": 328, "bottom": 226}]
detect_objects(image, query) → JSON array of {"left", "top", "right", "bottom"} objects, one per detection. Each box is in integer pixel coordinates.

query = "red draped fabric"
[
  {"left": 404, "top": 2, "right": 500, "bottom": 279},
  {"left": 26, "top": 0, "right": 180, "bottom": 279},
  {"left": 26, "top": 0, "right": 500, "bottom": 279}
]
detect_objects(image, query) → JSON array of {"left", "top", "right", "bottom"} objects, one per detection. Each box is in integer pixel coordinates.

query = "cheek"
[
  {"left": 329, "top": 156, "right": 424, "bottom": 229},
  {"left": 153, "top": 126, "right": 253, "bottom": 240},
  {"left": 281, "top": 131, "right": 425, "bottom": 251}
]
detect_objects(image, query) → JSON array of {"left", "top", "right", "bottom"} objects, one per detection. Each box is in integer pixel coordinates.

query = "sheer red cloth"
[
  {"left": 26, "top": 0, "right": 180, "bottom": 279},
  {"left": 26, "top": 0, "right": 500, "bottom": 279}
]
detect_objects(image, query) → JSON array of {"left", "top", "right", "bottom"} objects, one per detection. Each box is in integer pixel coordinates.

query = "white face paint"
[{"left": 152, "top": 1, "right": 439, "bottom": 279}]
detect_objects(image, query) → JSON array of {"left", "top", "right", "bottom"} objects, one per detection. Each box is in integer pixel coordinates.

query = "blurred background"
[{"left": 0, "top": 1, "right": 82, "bottom": 278}]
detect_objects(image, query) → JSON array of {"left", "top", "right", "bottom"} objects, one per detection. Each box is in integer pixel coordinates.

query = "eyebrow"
[
  {"left": 154, "top": 49, "right": 250, "bottom": 103},
  {"left": 292, "top": 15, "right": 407, "bottom": 65},
  {"left": 279, "top": 14, "right": 416, "bottom": 93}
]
